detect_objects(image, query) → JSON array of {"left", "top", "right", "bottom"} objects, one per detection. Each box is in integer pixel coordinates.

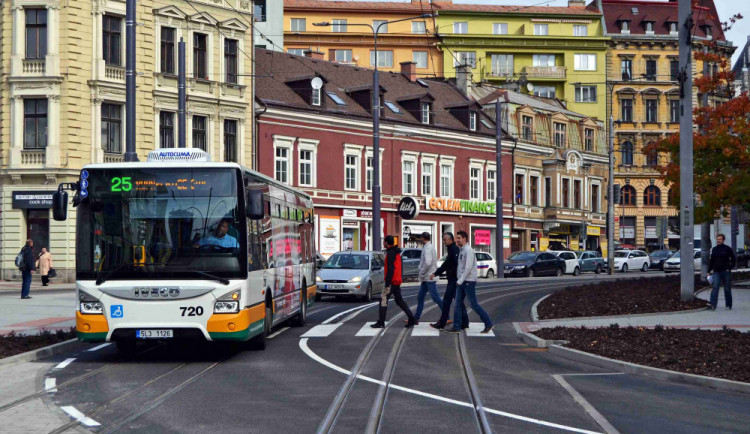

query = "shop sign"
[
  {"left": 342, "top": 209, "right": 357, "bottom": 218},
  {"left": 398, "top": 197, "right": 419, "bottom": 220},
  {"left": 549, "top": 224, "right": 571, "bottom": 235},
  {"left": 12, "top": 191, "right": 55, "bottom": 209},
  {"left": 539, "top": 237, "right": 550, "bottom": 252},
  {"left": 359, "top": 210, "right": 373, "bottom": 218},
  {"left": 586, "top": 226, "right": 601, "bottom": 237},
  {"left": 474, "top": 230, "right": 491, "bottom": 246},
  {"left": 425, "top": 197, "right": 496, "bottom": 215},
  {"left": 342, "top": 221, "right": 358, "bottom": 227}
]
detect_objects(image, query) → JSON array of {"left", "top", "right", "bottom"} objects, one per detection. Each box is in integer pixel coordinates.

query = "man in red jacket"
[{"left": 371, "top": 235, "right": 417, "bottom": 328}]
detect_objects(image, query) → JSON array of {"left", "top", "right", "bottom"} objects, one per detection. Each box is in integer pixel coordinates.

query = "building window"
[
  {"left": 469, "top": 111, "right": 477, "bottom": 131},
  {"left": 645, "top": 59, "right": 657, "bottom": 80},
  {"left": 515, "top": 173, "right": 524, "bottom": 204},
  {"left": 193, "top": 33, "right": 208, "bottom": 79},
  {"left": 704, "top": 25, "right": 712, "bottom": 40},
  {"left": 562, "top": 178, "right": 570, "bottom": 208},
  {"left": 161, "top": 27, "right": 175, "bottom": 74},
  {"left": 288, "top": 48, "right": 305, "bottom": 56},
  {"left": 192, "top": 115, "right": 207, "bottom": 151},
  {"left": 575, "top": 85, "right": 597, "bottom": 103},
  {"left": 669, "top": 22, "right": 678, "bottom": 34},
  {"left": 487, "top": 170, "right": 496, "bottom": 201},
  {"left": 440, "top": 164, "right": 452, "bottom": 197},
  {"left": 574, "top": 180, "right": 582, "bottom": 209},
  {"left": 646, "top": 145, "right": 658, "bottom": 167},
  {"left": 224, "top": 120, "right": 238, "bottom": 162},
  {"left": 254, "top": 0, "right": 267, "bottom": 22},
  {"left": 453, "top": 51, "right": 476, "bottom": 68},
  {"left": 493, "top": 23, "right": 508, "bottom": 35},
  {"left": 345, "top": 154, "right": 359, "bottom": 191},
  {"left": 530, "top": 176, "right": 539, "bottom": 206},
  {"left": 584, "top": 128, "right": 594, "bottom": 151},
  {"left": 225, "top": 39, "right": 238, "bottom": 84},
  {"left": 103, "top": 15, "right": 122, "bottom": 66},
  {"left": 421, "top": 102, "right": 431, "bottom": 124},
  {"left": 646, "top": 99, "right": 658, "bottom": 122},
  {"left": 291, "top": 18, "right": 306, "bottom": 32},
  {"left": 645, "top": 21, "right": 655, "bottom": 33},
  {"left": 332, "top": 19, "right": 347, "bottom": 33},
  {"left": 591, "top": 184, "right": 599, "bottom": 213},
  {"left": 644, "top": 186, "right": 661, "bottom": 206},
  {"left": 413, "top": 51, "right": 428, "bottom": 68},
  {"left": 299, "top": 149, "right": 313, "bottom": 187},
  {"left": 101, "top": 103, "right": 122, "bottom": 154},
  {"left": 621, "top": 99, "right": 633, "bottom": 122},
  {"left": 621, "top": 58, "right": 633, "bottom": 81},
  {"left": 621, "top": 140, "right": 634, "bottom": 165},
  {"left": 573, "top": 25, "right": 588, "bottom": 36},
  {"left": 522, "top": 115, "right": 533, "bottom": 140},
  {"left": 25, "top": 9, "right": 47, "bottom": 59},
  {"left": 311, "top": 87, "right": 321, "bottom": 106},
  {"left": 159, "top": 111, "right": 174, "bottom": 148},
  {"left": 534, "top": 86, "right": 556, "bottom": 98},
  {"left": 422, "top": 162, "right": 434, "bottom": 196},
  {"left": 412, "top": 21, "right": 426, "bottom": 34},
  {"left": 574, "top": 54, "right": 596, "bottom": 71},
  {"left": 275, "top": 146, "right": 290, "bottom": 184},
  {"left": 23, "top": 99, "right": 47, "bottom": 150},
  {"left": 373, "top": 20, "right": 388, "bottom": 33},
  {"left": 545, "top": 177, "right": 552, "bottom": 207},
  {"left": 620, "top": 185, "right": 636, "bottom": 206},
  {"left": 534, "top": 24, "right": 549, "bottom": 35},
  {"left": 533, "top": 54, "right": 555, "bottom": 67},
  {"left": 554, "top": 122, "right": 566, "bottom": 148},
  {"left": 620, "top": 20, "right": 630, "bottom": 32},
  {"left": 490, "top": 54, "right": 513, "bottom": 76},
  {"left": 453, "top": 22, "right": 468, "bottom": 34},
  {"left": 366, "top": 156, "right": 374, "bottom": 191},
  {"left": 334, "top": 49, "right": 353, "bottom": 63},
  {"left": 471, "top": 168, "right": 482, "bottom": 200},
  {"left": 670, "top": 60, "right": 679, "bottom": 81},
  {"left": 370, "top": 50, "right": 394, "bottom": 68},
  {"left": 670, "top": 99, "right": 680, "bottom": 123},
  {"left": 403, "top": 160, "right": 415, "bottom": 195}
]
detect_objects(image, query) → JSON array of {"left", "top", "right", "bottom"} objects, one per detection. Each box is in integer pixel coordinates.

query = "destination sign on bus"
[{"left": 85, "top": 168, "right": 235, "bottom": 198}]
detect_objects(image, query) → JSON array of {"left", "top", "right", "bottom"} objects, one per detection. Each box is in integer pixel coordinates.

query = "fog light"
[
  {"left": 228, "top": 323, "right": 236, "bottom": 330},
  {"left": 83, "top": 324, "right": 91, "bottom": 331}
]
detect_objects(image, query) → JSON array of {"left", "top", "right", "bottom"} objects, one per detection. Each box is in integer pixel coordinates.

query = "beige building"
[{"left": 0, "top": 0, "right": 255, "bottom": 281}]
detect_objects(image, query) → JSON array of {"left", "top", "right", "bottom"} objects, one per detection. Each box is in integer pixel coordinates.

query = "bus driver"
[{"left": 194, "top": 219, "right": 239, "bottom": 250}]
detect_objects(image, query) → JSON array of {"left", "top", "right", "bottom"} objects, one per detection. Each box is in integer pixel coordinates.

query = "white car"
[
  {"left": 548, "top": 250, "right": 580, "bottom": 276},
  {"left": 437, "top": 252, "right": 498, "bottom": 279},
  {"left": 663, "top": 249, "right": 702, "bottom": 272},
  {"left": 606, "top": 249, "right": 650, "bottom": 273}
]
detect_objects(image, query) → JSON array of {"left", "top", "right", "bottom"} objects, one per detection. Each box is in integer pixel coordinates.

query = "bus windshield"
[{"left": 76, "top": 167, "right": 245, "bottom": 281}]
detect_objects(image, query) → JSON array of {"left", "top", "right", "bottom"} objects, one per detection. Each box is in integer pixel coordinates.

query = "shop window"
[{"left": 26, "top": 210, "right": 50, "bottom": 257}]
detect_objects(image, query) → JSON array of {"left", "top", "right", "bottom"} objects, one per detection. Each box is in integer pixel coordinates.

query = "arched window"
[
  {"left": 644, "top": 186, "right": 661, "bottom": 206},
  {"left": 620, "top": 185, "right": 636, "bottom": 206},
  {"left": 621, "top": 141, "right": 634, "bottom": 165}
]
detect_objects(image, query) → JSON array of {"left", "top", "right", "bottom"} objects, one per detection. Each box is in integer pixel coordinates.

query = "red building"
[{"left": 254, "top": 48, "right": 516, "bottom": 258}]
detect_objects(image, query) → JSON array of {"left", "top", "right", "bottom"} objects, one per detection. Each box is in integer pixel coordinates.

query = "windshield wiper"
[
  {"left": 190, "top": 271, "right": 230, "bottom": 285},
  {"left": 96, "top": 263, "right": 136, "bottom": 286}
]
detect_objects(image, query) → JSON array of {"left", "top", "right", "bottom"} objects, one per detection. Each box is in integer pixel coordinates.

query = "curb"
[
  {"left": 548, "top": 344, "right": 750, "bottom": 396},
  {"left": 0, "top": 339, "right": 82, "bottom": 368},
  {"left": 530, "top": 294, "right": 550, "bottom": 322}
]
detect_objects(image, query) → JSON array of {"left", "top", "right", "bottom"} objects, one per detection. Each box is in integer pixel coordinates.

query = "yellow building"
[
  {"left": 283, "top": 0, "right": 444, "bottom": 78},
  {"left": 0, "top": 0, "right": 255, "bottom": 281}
]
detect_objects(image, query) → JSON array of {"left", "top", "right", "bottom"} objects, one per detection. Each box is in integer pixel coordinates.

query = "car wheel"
[
  {"left": 573, "top": 266, "right": 580, "bottom": 276},
  {"left": 595, "top": 264, "right": 602, "bottom": 274},
  {"left": 621, "top": 263, "right": 628, "bottom": 273},
  {"left": 556, "top": 267, "right": 563, "bottom": 277},
  {"left": 641, "top": 262, "right": 649, "bottom": 272},
  {"left": 526, "top": 268, "right": 534, "bottom": 278},
  {"left": 362, "top": 282, "right": 372, "bottom": 302},
  {"left": 486, "top": 269, "right": 495, "bottom": 279}
]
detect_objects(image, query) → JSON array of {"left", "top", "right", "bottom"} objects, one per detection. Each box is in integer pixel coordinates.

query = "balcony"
[
  {"left": 21, "top": 150, "right": 45, "bottom": 167},
  {"left": 22, "top": 59, "right": 46, "bottom": 76},
  {"left": 523, "top": 66, "right": 566, "bottom": 80},
  {"left": 105, "top": 65, "right": 125, "bottom": 82},
  {"left": 103, "top": 153, "right": 124, "bottom": 163},
  {"left": 487, "top": 69, "right": 514, "bottom": 78}
]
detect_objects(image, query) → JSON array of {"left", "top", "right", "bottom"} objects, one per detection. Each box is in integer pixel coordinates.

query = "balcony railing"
[
  {"left": 103, "top": 153, "right": 124, "bottom": 163},
  {"left": 21, "top": 150, "right": 45, "bottom": 167},
  {"left": 487, "top": 69, "right": 514, "bottom": 78},
  {"left": 22, "top": 59, "right": 46, "bottom": 75},
  {"left": 105, "top": 65, "right": 125, "bottom": 81},
  {"left": 523, "top": 66, "right": 566, "bottom": 79}
]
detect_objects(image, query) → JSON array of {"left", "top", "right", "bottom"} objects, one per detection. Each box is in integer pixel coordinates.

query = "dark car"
[
  {"left": 736, "top": 249, "right": 749, "bottom": 269},
  {"left": 503, "top": 251, "right": 565, "bottom": 278},
  {"left": 648, "top": 249, "right": 675, "bottom": 270}
]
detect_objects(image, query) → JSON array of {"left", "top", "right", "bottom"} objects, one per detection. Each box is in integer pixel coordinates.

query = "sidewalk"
[
  {"left": 0, "top": 290, "right": 76, "bottom": 336},
  {"left": 517, "top": 282, "right": 750, "bottom": 334},
  {"left": 0, "top": 281, "right": 75, "bottom": 293}
]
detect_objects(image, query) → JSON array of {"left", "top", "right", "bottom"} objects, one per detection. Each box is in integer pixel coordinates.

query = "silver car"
[{"left": 315, "top": 251, "right": 385, "bottom": 302}]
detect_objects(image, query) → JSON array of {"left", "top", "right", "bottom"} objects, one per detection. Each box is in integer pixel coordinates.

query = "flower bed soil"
[
  {"left": 536, "top": 325, "right": 750, "bottom": 383},
  {"left": 0, "top": 328, "right": 75, "bottom": 359}
]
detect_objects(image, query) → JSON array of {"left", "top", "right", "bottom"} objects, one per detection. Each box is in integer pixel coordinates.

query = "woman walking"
[{"left": 36, "top": 248, "right": 53, "bottom": 287}]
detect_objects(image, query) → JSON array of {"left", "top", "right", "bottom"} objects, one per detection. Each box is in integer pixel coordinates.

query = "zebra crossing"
[{"left": 301, "top": 322, "right": 496, "bottom": 338}]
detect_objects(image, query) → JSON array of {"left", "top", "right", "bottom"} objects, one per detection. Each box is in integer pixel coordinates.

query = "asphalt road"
[{"left": 38, "top": 274, "right": 750, "bottom": 433}]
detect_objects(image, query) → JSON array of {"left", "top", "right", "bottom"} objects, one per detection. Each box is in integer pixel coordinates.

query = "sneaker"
[
  {"left": 405, "top": 321, "right": 416, "bottom": 328},
  {"left": 480, "top": 325, "right": 494, "bottom": 334},
  {"left": 441, "top": 328, "right": 461, "bottom": 334},
  {"left": 461, "top": 324, "right": 469, "bottom": 330},
  {"left": 726, "top": 306, "right": 732, "bottom": 310},
  {"left": 21, "top": 296, "right": 32, "bottom": 299},
  {"left": 429, "top": 322, "right": 444, "bottom": 330},
  {"left": 707, "top": 305, "right": 716, "bottom": 310},
  {"left": 370, "top": 322, "right": 385, "bottom": 329}
]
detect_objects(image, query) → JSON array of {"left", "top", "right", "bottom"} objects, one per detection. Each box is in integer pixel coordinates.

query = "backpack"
[{"left": 15, "top": 248, "right": 26, "bottom": 270}]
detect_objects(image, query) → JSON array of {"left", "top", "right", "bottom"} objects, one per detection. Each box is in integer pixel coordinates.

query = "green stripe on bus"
[
  {"left": 77, "top": 331, "right": 108, "bottom": 342},
  {"left": 209, "top": 319, "right": 264, "bottom": 341}
]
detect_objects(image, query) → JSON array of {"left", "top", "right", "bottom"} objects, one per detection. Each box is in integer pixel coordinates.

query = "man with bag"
[
  {"left": 371, "top": 235, "right": 417, "bottom": 329},
  {"left": 18, "top": 239, "right": 36, "bottom": 299}
]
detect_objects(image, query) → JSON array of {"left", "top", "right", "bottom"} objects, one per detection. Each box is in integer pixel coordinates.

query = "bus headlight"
[
  {"left": 214, "top": 301, "right": 239, "bottom": 314},
  {"left": 80, "top": 302, "right": 104, "bottom": 315}
]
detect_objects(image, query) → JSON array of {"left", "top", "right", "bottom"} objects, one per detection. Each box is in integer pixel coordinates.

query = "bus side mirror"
[
  {"left": 246, "top": 190, "right": 264, "bottom": 220},
  {"left": 52, "top": 191, "right": 68, "bottom": 221}
]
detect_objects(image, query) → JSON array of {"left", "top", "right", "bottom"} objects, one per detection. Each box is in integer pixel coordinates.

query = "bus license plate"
[{"left": 136, "top": 329, "right": 173, "bottom": 339}]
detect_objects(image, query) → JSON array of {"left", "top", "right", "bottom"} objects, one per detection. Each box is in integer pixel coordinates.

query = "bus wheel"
[
  {"left": 291, "top": 292, "right": 307, "bottom": 327},
  {"left": 250, "top": 306, "right": 272, "bottom": 350},
  {"left": 116, "top": 340, "right": 137, "bottom": 356}
]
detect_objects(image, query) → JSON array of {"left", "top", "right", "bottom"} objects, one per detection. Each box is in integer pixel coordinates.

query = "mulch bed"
[
  {"left": 536, "top": 325, "right": 750, "bottom": 383},
  {"left": 0, "top": 328, "right": 75, "bottom": 359}
]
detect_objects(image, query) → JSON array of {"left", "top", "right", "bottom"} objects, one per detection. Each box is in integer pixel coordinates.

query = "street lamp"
[{"left": 314, "top": 14, "right": 435, "bottom": 251}]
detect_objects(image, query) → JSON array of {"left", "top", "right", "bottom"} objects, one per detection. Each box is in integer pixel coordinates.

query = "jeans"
[
  {"left": 452, "top": 281, "right": 493, "bottom": 330},
  {"left": 415, "top": 281, "right": 442, "bottom": 321},
  {"left": 710, "top": 271, "right": 732, "bottom": 308},
  {"left": 21, "top": 270, "right": 32, "bottom": 298},
  {"left": 436, "top": 279, "right": 468, "bottom": 328},
  {"left": 377, "top": 285, "right": 416, "bottom": 324}
]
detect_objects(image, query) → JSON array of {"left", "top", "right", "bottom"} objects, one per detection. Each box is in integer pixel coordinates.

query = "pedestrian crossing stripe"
[
  {"left": 301, "top": 323, "right": 342, "bottom": 338},
  {"left": 355, "top": 322, "right": 389, "bottom": 337},
  {"left": 302, "top": 322, "right": 495, "bottom": 338}
]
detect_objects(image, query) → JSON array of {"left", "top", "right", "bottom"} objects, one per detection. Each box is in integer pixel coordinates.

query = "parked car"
[
  {"left": 605, "top": 250, "right": 650, "bottom": 273},
  {"left": 437, "top": 252, "right": 498, "bottom": 279},
  {"left": 663, "top": 249, "right": 701, "bottom": 273},
  {"left": 736, "top": 249, "right": 749, "bottom": 268},
  {"left": 576, "top": 251, "right": 604, "bottom": 274},
  {"left": 503, "top": 251, "right": 565, "bottom": 277},
  {"left": 316, "top": 251, "right": 385, "bottom": 301},
  {"left": 549, "top": 251, "right": 580, "bottom": 276},
  {"left": 648, "top": 249, "right": 675, "bottom": 270},
  {"left": 400, "top": 248, "right": 422, "bottom": 281}
]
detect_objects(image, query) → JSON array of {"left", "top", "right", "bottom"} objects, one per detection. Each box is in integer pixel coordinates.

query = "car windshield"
[
  {"left": 509, "top": 252, "right": 537, "bottom": 261},
  {"left": 614, "top": 251, "right": 630, "bottom": 258},
  {"left": 671, "top": 252, "right": 681, "bottom": 259},
  {"left": 323, "top": 254, "right": 370, "bottom": 270},
  {"left": 650, "top": 251, "right": 671, "bottom": 258},
  {"left": 576, "top": 252, "right": 587, "bottom": 258}
]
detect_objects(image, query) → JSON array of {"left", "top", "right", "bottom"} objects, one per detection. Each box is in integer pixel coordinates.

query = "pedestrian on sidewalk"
[
  {"left": 19, "top": 239, "right": 36, "bottom": 299},
  {"left": 708, "top": 234, "right": 736, "bottom": 310},
  {"left": 430, "top": 232, "right": 465, "bottom": 330},
  {"left": 371, "top": 235, "right": 417, "bottom": 329},
  {"left": 443, "top": 231, "right": 493, "bottom": 334},
  {"left": 413, "top": 232, "right": 442, "bottom": 323},
  {"left": 36, "top": 248, "right": 53, "bottom": 287}
]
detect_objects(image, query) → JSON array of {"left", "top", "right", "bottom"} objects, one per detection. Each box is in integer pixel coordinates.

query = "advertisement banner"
[
  {"left": 570, "top": 239, "right": 580, "bottom": 251},
  {"left": 601, "top": 240, "right": 608, "bottom": 258},
  {"left": 319, "top": 217, "right": 341, "bottom": 258},
  {"left": 586, "top": 226, "right": 602, "bottom": 237},
  {"left": 474, "top": 229, "right": 491, "bottom": 245},
  {"left": 539, "top": 237, "right": 550, "bottom": 252}
]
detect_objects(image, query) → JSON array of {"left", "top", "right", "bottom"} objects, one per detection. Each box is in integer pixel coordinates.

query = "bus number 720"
[{"left": 180, "top": 306, "right": 204, "bottom": 316}]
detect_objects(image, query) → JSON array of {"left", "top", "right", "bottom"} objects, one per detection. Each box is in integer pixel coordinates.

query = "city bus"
[{"left": 52, "top": 148, "right": 316, "bottom": 352}]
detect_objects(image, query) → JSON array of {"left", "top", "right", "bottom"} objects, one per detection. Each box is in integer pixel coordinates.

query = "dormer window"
[
  {"left": 469, "top": 111, "right": 477, "bottom": 131},
  {"left": 421, "top": 102, "right": 431, "bottom": 124},
  {"left": 620, "top": 20, "right": 630, "bottom": 33},
  {"left": 311, "top": 87, "right": 321, "bottom": 106},
  {"left": 644, "top": 21, "right": 654, "bottom": 33},
  {"left": 669, "top": 22, "right": 678, "bottom": 34},
  {"left": 704, "top": 25, "right": 713, "bottom": 40}
]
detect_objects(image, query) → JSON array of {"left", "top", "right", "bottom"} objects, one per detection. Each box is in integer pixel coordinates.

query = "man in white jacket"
[
  {"left": 443, "top": 231, "right": 493, "bottom": 334},
  {"left": 414, "top": 232, "right": 442, "bottom": 323}
]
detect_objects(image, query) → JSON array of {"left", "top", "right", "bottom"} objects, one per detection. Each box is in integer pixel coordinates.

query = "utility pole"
[
  {"left": 608, "top": 113, "right": 615, "bottom": 275},
  {"left": 372, "top": 25, "right": 382, "bottom": 252},
  {"left": 700, "top": 50, "right": 711, "bottom": 281},
  {"left": 678, "top": 0, "right": 695, "bottom": 301},
  {"left": 495, "top": 100, "right": 505, "bottom": 277},
  {"left": 124, "top": 0, "right": 138, "bottom": 162},
  {"left": 178, "top": 38, "right": 186, "bottom": 149}
]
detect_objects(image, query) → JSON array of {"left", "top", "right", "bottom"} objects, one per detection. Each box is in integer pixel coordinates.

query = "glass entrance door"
[{"left": 27, "top": 209, "right": 50, "bottom": 256}]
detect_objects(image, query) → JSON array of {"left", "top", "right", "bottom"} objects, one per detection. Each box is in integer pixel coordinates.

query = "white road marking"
[
  {"left": 268, "top": 326, "right": 290, "bottom": 339},
  {"left": 87, "top": 343, "right": 111, "bottom": 352},
  {"left": 553, "top": 374, "right": 620, "bottom": 434},
  {"left": 559, "top": 373, "right": 626, "bottom": 377},
  {"left": 321, "top": 303, "right": 377, "bottom": 325},
  {"left": 301, "top": 324, "right": 342, "bottom": 338},
  {"left": 44, "top": 378, "right": 57, "bottom": 392},
  {"left": 465, "top": 322, "right": 495, "bottom": 337},
  {"left": 299, "top": 338, "right": 600, "bottom": 434},
  {"left": 61, "top": 406, "right": 101, "bottom": 427},
  {"left": 355, "top": 322, "right": 388, "bottom": 337},
  {"left": 55, "top": 358, "right": 76, "bottom": 369},
  {"left": 410, "top": 323, "right": 440, "bottom": 337}
]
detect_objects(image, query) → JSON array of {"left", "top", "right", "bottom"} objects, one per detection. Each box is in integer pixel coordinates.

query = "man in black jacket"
[
  {"left": 708, "top": 234, "right": 736, "bottom": 310},
  {"left": 20, "top": 239, "right": 36, "bottom": 299},
  {"left": 371, "top": 235, "right": 416, "bottom": 328},
  {"left": 430, "top": 232, "right": 468, "bottom": 330}
]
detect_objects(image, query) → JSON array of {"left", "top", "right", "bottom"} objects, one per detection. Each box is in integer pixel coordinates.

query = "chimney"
[
  {"left": 304, "top": 50, "right": 325, "bottom": 60},
  {"left": 455, "top": 64, "right": 472, "bottom": 96},
  {"left": 568, "top": 0, "right": 586, "bottom": 8},
  {"left": 400, "top": 61, "right": 417, "bottom": 82}
]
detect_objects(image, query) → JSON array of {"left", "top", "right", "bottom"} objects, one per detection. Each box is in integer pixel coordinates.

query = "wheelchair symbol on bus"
[{"left": 111, "top": 305, "right": 124, "bottom": 318}]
